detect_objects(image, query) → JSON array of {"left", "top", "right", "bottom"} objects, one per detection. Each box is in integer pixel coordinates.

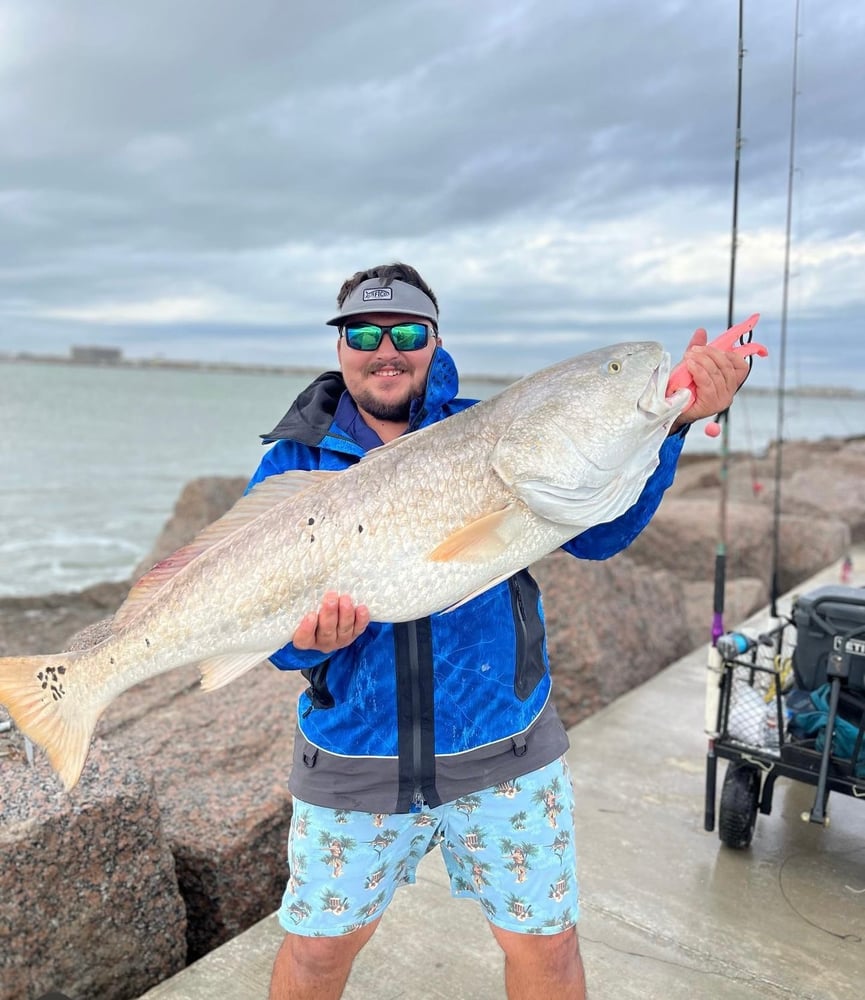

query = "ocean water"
[{"left": 2, "top": 359, "right": 863, "bottom": 598}]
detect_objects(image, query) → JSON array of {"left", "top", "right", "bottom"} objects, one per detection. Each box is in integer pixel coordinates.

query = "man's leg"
[
  {"left": 269, "top": 919, "right": 381, "bottom": 1000},
  {"left": 488, "top": 923, "right": 586, "bottom": 1000},
  {"left": 271, "top": 795, "right": 448, "bottom": 998},
  {"left": 437, "top": 756, "right": 584, "bottom": 997}
]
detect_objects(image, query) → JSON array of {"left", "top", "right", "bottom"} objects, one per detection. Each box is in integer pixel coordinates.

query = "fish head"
[{"left": 491, "top": 342, "right": 691, "bottom": 528}]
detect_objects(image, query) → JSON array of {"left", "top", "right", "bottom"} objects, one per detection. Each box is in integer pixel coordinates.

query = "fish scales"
[{"left": 0, "top": 341, "right": 691, "bottom": 788}]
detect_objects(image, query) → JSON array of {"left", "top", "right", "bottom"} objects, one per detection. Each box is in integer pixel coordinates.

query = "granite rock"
[
  {"left": 0, "top": 581, "right": 129, "bottom": 658},
  {"left": 680, "top": 576, "right": 769, "bottom": 650},
  {"left": 770, "top": 440, "right": 865, "bottom": 542},
  {"left": 624, "top": 497, "right": 850, "bottom": 593},
  {"left": 130, "top": 475, "right": 249, "bottom": 581},
  {"left": 0, "top": 744, "right": 186, "bottom": 1000},
  {"left": 96, "top": 663, "right": 305, "bottom": 961},
  {"left": 531, "top": 551, "right": 693, "bottom": 727}
]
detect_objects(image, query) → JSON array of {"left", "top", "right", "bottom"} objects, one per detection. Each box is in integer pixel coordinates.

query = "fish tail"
[{"left": 0, "top": 652, "right": 98, "bottom": 790}]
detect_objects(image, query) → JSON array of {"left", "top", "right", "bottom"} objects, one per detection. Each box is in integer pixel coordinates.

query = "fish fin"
[
  {"left": 440, "top": 570, "right": 522, "bottom": 613},
  {"left": 428, "top": 504, "right": 523, "bottom": 562},
  {"left": 115, "top": 469, "right": 339, "bottom": 628},
  {"left": 198, "top": 652, "right": 272, "bottom": 692},
  {"left": 0, "top": 653, "right": 98, "bottom": 790},
  {"left": 509, "top": 478, "right": 604, "bottom": 525}
]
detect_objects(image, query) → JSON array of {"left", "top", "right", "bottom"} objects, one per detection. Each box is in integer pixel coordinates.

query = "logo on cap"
[{"left": 362, "top": 288, "right": 393, "bottom": 302}]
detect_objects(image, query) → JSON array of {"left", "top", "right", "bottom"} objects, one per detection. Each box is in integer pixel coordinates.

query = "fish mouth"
[{"left": 638, "top": 353, "right": 691, "bottom": 424}]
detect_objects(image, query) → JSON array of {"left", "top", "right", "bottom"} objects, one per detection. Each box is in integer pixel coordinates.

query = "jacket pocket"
[
  {"left": 509, "top": 570, "right": 547, "bottom": 701},
  {"left": 301, "top": 659, "right": 334, "bottom": 716}
]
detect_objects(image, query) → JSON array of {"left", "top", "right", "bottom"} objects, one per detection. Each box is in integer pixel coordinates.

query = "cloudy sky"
[{"left": 0, "top": 0, "right": 862, "bottom": 385}]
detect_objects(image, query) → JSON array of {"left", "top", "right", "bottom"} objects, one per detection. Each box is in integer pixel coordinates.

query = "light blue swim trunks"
[{"left": 277, "top": 755, "right": 578, "bottom": 936}]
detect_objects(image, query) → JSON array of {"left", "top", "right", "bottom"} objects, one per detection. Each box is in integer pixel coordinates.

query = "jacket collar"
[{"left": 260, "top": 346, "right": 461, "bottom": 448}]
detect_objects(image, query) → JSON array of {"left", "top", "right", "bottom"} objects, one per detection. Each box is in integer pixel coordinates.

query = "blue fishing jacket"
[{"left": 248, "top": 347, "right": 686, "bottom": 812}]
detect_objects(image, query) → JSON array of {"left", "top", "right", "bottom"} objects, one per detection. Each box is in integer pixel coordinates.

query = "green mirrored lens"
[
  {"left": 345, "top": 325, "right": 382, "bottom": 350},
  {"left": 389, "top": 323, "right": 428, "bottom": 350}
]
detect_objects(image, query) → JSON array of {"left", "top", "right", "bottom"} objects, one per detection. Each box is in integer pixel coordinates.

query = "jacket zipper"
[
  {"left": 406, "top": 621, "right": 424, "bottom": 811},
  {"left": 513, "top": 578, "right": 528, "bottom": 650}
]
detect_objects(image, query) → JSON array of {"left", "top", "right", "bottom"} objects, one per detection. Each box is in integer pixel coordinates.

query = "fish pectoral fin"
[
  {"left": 513, "top": 479, "right": 604, "bottom": 525},
  {"left": 198, "top": 652, "right": 273, "bottom": 692},
  {"left": 115, "top": 469, "right": 339, "bottom": 628},
  {"left": 428, "top": 504, "right": 522, "bottom": 563}
]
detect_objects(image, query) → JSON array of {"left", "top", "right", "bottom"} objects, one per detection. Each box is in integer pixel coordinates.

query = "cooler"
[{"left": 792, "top": 585, "right": 865, "bottom": 691}]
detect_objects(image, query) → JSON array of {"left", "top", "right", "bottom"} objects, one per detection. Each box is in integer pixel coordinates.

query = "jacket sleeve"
[
  {"left": 246, "top": 440, "right": 330, "bottom": 672},
  {"left": 561, "top": 429, "right": 686, "bottom": 561},
  {"left": 269, "top": 643, "right": 330, "bottom": 671}
]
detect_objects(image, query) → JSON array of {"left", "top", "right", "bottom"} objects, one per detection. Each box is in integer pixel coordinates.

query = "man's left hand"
[{"left": 671, "top": 327, "right": 750, "bottom": 432}]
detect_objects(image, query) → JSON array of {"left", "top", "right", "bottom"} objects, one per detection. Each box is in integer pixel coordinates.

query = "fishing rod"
[
  {"left": 704, "top": 0, "right": 746, "bottom": 833},
  {"left": 769, "top": 0, "right": 801, "bottom": 619},
  {"left": 715, "top": 0, "right": 747, "bottom": 645}
]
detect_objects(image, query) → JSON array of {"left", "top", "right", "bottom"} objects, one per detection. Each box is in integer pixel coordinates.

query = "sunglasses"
[{"left": 342, "top": 322, "right": 431, "bottom": 352}]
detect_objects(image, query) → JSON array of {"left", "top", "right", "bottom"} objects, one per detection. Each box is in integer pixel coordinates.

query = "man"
[{"left": 249, "top": 262, "right": 747, "bottom": 999}]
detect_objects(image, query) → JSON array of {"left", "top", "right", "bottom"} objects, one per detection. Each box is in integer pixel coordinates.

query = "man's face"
[{"left": 337, "top": 311, "right": 439, "bottom": 426}]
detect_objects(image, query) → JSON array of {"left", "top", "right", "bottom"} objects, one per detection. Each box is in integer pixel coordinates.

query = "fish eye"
[{"left": 607, "top": 360, "right": 622, "bottom": 374}]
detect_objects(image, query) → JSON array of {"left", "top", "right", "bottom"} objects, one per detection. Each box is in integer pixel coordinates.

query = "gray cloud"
[{"left": 0, "top": 0, "right": 862, "bottom": 385}]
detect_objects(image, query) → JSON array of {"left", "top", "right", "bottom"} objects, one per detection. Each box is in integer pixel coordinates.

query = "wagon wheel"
[{"left": 718, "top": 762, "right": 761, "bottom": 849}]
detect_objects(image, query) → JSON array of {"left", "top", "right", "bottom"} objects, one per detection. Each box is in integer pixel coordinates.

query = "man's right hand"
[{"left": 292, "top": 591, "right": 370, "bottom": 654}]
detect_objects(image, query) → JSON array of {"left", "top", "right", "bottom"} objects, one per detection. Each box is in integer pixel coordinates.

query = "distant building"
[{"left": 70, "top": 345, "right": 123, "bottom": 364}]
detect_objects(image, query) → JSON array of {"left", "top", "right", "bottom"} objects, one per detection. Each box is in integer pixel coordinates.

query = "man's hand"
[
  {"left": 292, "top": 591, "right": 370, "bottom": 654},
  {"left": 671, "top": 327, "right": 750, "bottom": 432}
]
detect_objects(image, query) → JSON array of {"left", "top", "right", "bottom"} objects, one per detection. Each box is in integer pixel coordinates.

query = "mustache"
[{"left": 365, "top": 360, "right": 410, "bottom": 375}]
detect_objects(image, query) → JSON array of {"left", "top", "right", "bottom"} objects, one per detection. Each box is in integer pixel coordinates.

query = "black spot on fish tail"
[
  {"left": 358, "top": 525, "right": 364, "bottom": 533},
  {"left": 145, "top": 638, "right": 151, "bottom": 647},
  {"left": 38, "top": 664, "right": 67, "bottom": 701},
  {"left": 308, "top": 517, "right": 315, "bottom": 525}
]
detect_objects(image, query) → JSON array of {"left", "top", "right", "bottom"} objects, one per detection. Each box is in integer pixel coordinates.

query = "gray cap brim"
[{"left": 326, "top": 278, "right": 438, "bottom": 326}]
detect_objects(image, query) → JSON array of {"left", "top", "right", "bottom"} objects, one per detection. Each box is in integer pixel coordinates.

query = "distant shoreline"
[
  {"left": 1, "top": 351, "right": 862, "bottom": 397},
  {"left": 0, "top": 351, "right": 515, "bottom": 387}
]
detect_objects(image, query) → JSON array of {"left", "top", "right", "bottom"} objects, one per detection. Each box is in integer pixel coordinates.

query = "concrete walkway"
[{"left": 140, "top": 553, "right": 865, "bottom": 1000}]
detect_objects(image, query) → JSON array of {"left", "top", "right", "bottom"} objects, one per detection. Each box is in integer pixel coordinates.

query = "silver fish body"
[{"left": 0, "top": 341, "right": 690, "bottom": 788}]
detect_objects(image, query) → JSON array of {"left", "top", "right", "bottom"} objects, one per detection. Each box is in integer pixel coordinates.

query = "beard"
[
  {"left": 352, "top": 387, "right": 415, "bottom": 424},
  {"left": 351, "top": 360, "right": 425, "bottom": 424}
]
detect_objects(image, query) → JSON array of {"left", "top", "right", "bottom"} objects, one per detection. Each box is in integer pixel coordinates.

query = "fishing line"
[
  {"left": 578, "top": 932, "right": 815, "bottom": 991},
  {"left": 776, "top": 849, "right": 865, "bottom": 943}
]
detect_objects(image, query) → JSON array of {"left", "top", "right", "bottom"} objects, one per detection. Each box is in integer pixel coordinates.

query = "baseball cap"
[{"left": 326, "top": 278, "right": 439, "bottom": 327}]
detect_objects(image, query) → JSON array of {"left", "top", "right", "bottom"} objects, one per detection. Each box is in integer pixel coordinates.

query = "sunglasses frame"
[{"left": 341, "top": 321, "right": 432, "bottom": 352}]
